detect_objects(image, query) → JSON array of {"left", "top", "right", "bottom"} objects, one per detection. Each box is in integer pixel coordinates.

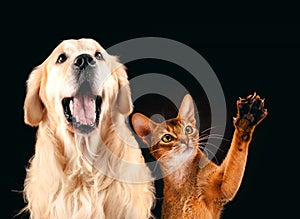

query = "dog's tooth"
[{"left": 70, "top": 100, "right": 74, "bottom": 115}]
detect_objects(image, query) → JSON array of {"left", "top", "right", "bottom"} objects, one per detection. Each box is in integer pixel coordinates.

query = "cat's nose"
[{"left": 181, "top": 137, "right": 189, "bottom": 145}]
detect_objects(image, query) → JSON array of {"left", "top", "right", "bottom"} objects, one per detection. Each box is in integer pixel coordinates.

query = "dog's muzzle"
[{"left": 62, "top": 54, "right": 102, "bottom": 134}]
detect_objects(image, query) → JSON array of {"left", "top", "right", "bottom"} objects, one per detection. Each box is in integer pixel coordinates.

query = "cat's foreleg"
[{"left": 216, "top": 93, "right": 267, "bottom": 202}]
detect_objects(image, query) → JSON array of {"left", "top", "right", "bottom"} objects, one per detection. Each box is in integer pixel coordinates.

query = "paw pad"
[{"left": 235, "top": 92, "right": 267, "bottom": 127}]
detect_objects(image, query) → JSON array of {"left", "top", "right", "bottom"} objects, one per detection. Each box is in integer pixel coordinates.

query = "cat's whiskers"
[
  {"left": 160, "top": 146, "right": 181, "bottom": 160},
  {"left": 199, "top": 141, "right": 225, "bottom": 152},
  {"left": 199, "top": 126, "right": 231, "bottom": 144},
  {"left": 155, "top": 145, "right": 193, "bottom": 173},
  {"left": 155, "top": 149, "right": 173, "bottom": 164},
  {"left": 199, "top": 134, "right": 230, "bottom": 142},
  {"left": 149, "top": 148, "right": 171, "bottom": 171},
  {"left": 198, "top": 139, "right": 229, "bottom": 149},
  {"left": 198, "top": 143, "right": 221, "bottom": 164},
  {"left": 200, "top": 126, "right": 220, "bottom": 135},
  {"left": 197, "top": 132, "right": 230, "bottom": 154},
  {"left": 153, "top": 160, "right": 161, "bottom": 172},
  {"left": 130, "top": 93, "right": 266, "bottom": 218},
  {"left": 150, "top": 147, "right": 165, "bottom": 155},
  {"left": 197, "top": 134, "right": 223, "bottom": 164},
  {"left": 172, "top": 144, "right": 188, "bottom": 154},
  {"left": 153, "top": 150, "right": 172, "bottom": 172}
]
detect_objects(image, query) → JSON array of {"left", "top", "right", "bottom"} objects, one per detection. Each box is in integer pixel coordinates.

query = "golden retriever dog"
[{"left": 23, "top": 38, "right": 155, "bottom": 218}]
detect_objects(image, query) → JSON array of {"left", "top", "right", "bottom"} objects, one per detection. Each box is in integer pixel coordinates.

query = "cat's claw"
[{"left": 234, "top": 92, "right": 267, "bottom": 130}]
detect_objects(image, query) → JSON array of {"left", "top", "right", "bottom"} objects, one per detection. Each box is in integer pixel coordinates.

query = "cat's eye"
[
  {"left": 161, "top": 134, "right": 174, "bottom": 143},
  {"left": 56, "top": 53, "right": 67, "bottom": 64},
  {"left": 185, "top": 125, "right": 193, "bottom": 134}
]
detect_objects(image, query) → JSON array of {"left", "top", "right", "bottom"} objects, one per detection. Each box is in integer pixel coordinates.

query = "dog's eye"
[
  {"left": 56, "top": 53, "right": 67, "bottom": 64},
  {"left": 95, "top": 51, "right": 103, "bottom": 60}
]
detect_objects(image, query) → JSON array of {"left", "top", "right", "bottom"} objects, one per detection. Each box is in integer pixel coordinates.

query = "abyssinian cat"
[{"left": 132, "top": 93, "right": 267, "bottom": 219}]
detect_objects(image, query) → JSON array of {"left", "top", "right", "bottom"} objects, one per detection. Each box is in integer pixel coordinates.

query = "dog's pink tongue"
[{"left": 73, "top": 96, "right": 95, "bottom": 125}]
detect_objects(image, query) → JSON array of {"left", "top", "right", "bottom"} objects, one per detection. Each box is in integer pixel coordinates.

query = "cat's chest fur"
[
  {"left": 162, "top": 145, "right": 196, "bottom": 182},
  {"left": 163, "top": 152, "right": 202, "bottom": 198},
  {"left": 162, "top": 159, "right": 218, "bottom": 219}
]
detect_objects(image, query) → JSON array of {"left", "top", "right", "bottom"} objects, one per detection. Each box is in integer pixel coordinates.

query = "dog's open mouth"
[{"left": 62, "top": 84, "right": 102, "bottom": 134}]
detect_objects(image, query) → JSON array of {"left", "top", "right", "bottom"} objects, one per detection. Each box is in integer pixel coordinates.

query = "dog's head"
[{"left": 24, "top": 38, "right": 132, "bottom": 134}]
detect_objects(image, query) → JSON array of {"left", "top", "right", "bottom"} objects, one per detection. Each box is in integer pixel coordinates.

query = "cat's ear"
[
  {"left": 178, "top": 94, "right": 196, "bottom": 126},
  {"left": 132, "top": 113, "right": 155, "bottom": 138}
]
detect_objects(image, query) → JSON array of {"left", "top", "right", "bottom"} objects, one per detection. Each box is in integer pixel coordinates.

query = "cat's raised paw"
[{"left": 234, "top": 92, "right": 267, "bottom": 129}]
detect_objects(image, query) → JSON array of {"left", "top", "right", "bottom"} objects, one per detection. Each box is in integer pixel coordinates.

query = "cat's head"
[{"left": 132, "top": 94, "right": 199, "bottom": 169}]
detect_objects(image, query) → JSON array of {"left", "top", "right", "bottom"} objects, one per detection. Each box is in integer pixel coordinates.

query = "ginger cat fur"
[{"left": 132, "top": 93, "right": 267, "bottom": 219}]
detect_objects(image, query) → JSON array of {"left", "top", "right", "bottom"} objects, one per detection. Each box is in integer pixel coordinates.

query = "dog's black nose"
[{"left": 73, "top": 54, "right": 96, "bottom": 70}]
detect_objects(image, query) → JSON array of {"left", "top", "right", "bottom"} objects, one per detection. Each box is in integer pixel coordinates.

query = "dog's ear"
[
  {"left": 109, "top": 55, "right": 133, "bottom": 116},
  {"left": 24, "top": 66, "right": 45, "bottom": 126},
  {"left": 115, "top": 64, "right": 133, "bottom": 115}
]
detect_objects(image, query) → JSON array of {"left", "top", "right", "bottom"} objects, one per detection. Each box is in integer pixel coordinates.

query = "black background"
[{"left": 3, "top": 23, "right": 298, "bottom": 218}]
